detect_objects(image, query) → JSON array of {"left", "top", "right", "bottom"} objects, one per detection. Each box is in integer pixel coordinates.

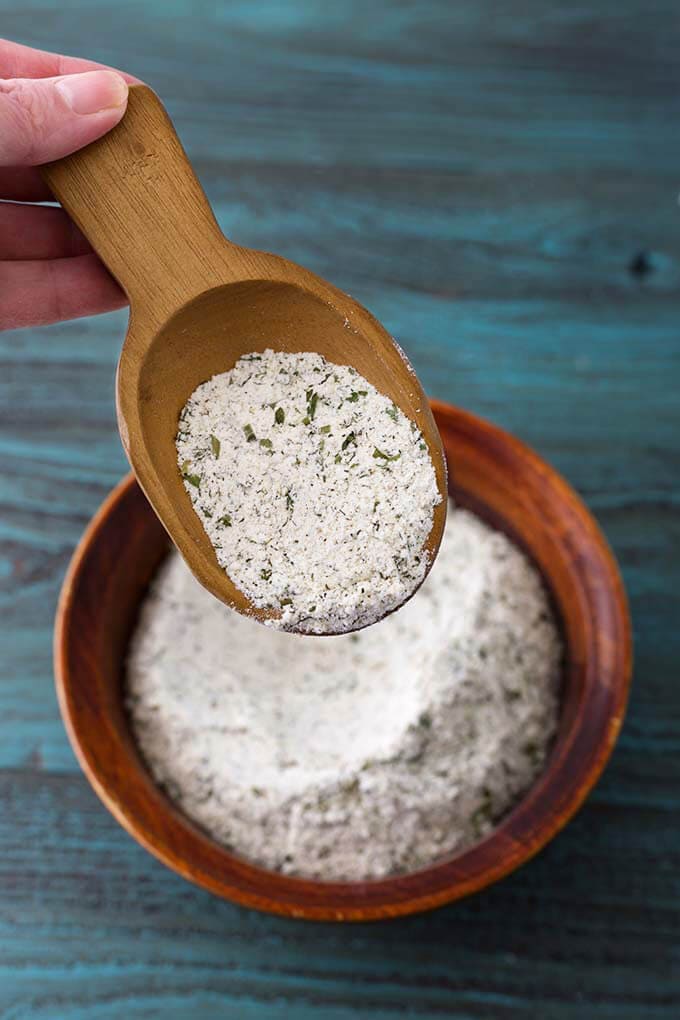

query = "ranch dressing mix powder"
[
  {"left": 175, "top": 350, "right": 442, "bottom": 634},
  {"left": 127, "top": 503, "right": 561, "bottom": 881}
]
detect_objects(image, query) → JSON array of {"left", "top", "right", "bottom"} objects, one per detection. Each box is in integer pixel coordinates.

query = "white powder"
[
  {"left": 127, "top": 504, "right": 562, "bottom": 881},
  {"left": 175, "top": 350, "right": 441, "bottom": 634}
]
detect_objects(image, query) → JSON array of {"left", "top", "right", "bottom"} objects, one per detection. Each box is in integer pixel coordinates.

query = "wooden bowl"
[{"left": 54, "top": 402, "right": 632, "bottom": 921}]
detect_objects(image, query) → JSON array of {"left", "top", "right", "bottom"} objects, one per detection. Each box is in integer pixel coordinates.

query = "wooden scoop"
[{"left": 41, "top": 84, "right": 447, "bottom": 631}]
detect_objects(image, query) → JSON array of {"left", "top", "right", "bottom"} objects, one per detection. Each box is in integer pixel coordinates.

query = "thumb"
[{"left": 0, "top": 69, "right": 128, "bottom": 166}]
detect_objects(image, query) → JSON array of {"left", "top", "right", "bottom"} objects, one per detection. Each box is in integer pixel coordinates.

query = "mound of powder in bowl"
[
  {"left": 175, "top": 349, "right": 442, "bottom": 634},
  {"left": 127, "top": 504, "right": 562, "bottom": 881}
]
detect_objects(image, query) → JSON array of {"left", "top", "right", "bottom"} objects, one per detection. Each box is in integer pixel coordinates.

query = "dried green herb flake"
[
  {"left": 307, "top": 391, "right": 319, "bottom": 419},
  {"left": 373, "top": 447, "right": 401, "bottom": 462}
]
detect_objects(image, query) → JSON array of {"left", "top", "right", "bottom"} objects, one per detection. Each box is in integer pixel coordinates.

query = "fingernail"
[{"left": 56, "top": 70, "right": 128, "bottom": 116}]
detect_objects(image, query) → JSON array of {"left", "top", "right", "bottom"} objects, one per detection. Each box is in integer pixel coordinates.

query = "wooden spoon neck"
[{"left": 121, "top": 232, "right": 242, "bottom": 323}]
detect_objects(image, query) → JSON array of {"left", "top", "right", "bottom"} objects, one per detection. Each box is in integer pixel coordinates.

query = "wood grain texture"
[
  {"left": 1, "top": 0, "right": 678, "bottom": 1013},
  {"left": 41, "top": 83, "right": 447, "bottom": 628}
]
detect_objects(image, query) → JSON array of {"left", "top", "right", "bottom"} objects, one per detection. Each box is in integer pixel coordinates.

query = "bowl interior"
[{"left": 55, "top": 402, "right": 631, "bottom": 920}]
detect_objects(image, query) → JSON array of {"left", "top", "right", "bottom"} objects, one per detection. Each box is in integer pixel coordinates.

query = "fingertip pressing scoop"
[{"left": 41, "top": 84, "right": 447, "bottom": 631}]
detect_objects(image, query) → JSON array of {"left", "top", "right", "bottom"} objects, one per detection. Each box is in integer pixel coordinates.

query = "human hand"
[{"left": 1, "top": 38, "right": 137, "bottom": 331}]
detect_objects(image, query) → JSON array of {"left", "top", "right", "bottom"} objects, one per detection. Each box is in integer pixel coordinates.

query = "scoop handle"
[{"left": 40, "top": 84, "right": 241, "bottom": 318}]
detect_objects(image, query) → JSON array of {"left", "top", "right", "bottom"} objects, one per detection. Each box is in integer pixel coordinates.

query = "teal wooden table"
[{"left": 1, "top": 2, "right": 678, "bottom": 1016}]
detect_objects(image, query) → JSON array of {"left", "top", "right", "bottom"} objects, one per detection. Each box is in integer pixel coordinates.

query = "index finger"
[
  {"left": 0, "top": 166, "right": 53, "bottom": 201},
  {"left": 0, "top": 37, "right": 139, "bottom": 83}
]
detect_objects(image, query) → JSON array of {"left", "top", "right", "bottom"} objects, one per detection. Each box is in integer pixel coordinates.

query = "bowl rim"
[{"left": 54, "top": 401, "right": 632, "bottom": 921}]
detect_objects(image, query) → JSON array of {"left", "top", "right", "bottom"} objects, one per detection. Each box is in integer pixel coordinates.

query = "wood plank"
[{"left": 1, "top": 0, "right": 678, "bottom": 1014}]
